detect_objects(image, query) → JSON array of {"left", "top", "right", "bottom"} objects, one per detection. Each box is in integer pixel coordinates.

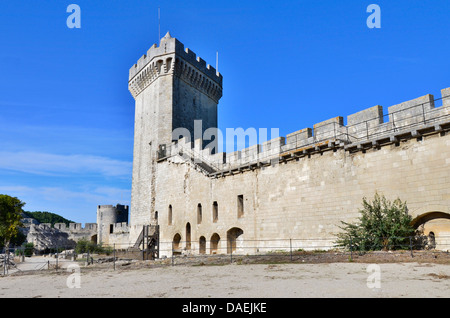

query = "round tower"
[{"left": 97, "top": 204, "right": 129, "bottom": 245}]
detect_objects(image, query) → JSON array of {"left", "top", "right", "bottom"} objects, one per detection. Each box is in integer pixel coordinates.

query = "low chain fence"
[{"left": 1, "top": 235, "right": 449, "bottom": 276}]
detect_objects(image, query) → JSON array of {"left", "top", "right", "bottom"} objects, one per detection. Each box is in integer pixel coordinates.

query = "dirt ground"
[{"left": 0, "top": 251, "right": 449, "bottom": 298}]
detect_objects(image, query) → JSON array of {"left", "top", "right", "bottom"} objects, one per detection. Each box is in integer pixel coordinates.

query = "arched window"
[
  {"left": 210, "top": 233, "right": 220, "bottom": 254},
  {"left": 168, "top": 205, "right": 172, "bottom": 225},
  {"left": 197, "top": 204, "right": 202, "bottom": 224},
  {"left": 186, "top": 223, "right": 191, "bottom": 250},
  {"left": 199, "top": 236, "right": 206, "bottom": 254}
]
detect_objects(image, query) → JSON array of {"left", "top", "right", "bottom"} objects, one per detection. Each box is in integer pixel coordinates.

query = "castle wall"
[
  {"left": 127, "top": 34, "right": 450, "bottom": 256},
  {"left": 154, "top": 128, "right": 450, "bottom": 256}
]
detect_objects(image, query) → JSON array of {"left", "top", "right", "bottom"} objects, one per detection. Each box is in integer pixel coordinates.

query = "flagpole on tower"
[
  {"left": 216, "top": 51, "right": 219, "bottom": 74},
  {"left": 158, "top": 7, "right": 161, "bottom": 41}
]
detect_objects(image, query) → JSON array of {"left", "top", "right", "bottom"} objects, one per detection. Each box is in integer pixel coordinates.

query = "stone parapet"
[{"left": 158, "top": 87, "right": 450, "bottom": 174}]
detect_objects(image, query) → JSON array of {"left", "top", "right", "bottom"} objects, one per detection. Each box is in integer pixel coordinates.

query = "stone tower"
[
  {"left": 97, "top": 204, "right": 129, "bottom": 244},
  {"left": 128, "top": 32, "right": 223, "bottom": 236}
]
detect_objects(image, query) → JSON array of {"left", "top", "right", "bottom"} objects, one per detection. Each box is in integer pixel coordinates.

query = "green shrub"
[
  {"left": 336, "top": 193, "right": 415, "bottom": 251},
  {"left": 75, "top": 238, "right": 112, "bottom": 255}
]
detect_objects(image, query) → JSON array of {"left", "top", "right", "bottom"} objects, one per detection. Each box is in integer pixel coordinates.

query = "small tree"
[
  {"left": 336, "top": 193, "right": 415, "bottom": 251},
  {"left": 0, "top": 194, "right": 25, "bottom": 254}
]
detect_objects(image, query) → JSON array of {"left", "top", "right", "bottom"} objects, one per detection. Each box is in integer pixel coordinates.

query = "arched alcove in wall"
[{"left": 411, "top": 211, "right": 450, "bottom": 250}]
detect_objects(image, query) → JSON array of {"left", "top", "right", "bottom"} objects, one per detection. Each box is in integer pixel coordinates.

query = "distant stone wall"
[{"left": 22, "top": 222, "right": 98, "bottom": 252}]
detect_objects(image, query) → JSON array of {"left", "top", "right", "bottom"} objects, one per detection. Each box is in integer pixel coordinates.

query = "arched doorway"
[
  {"left": 186, "top": 223, "right": 191, "bottom": 250},
  {"left": 199, "top": 236, "right": 206, "bottom": 254},
  {"left": 210, "top": 233, "right": 220, "bottom": 254},
  {"left": 411, "top": 211, "right": 450, "bottom": 250},
  {"left": 173, "top": 233, "right": 181, "bottom": 254},
  {"left": 227, "top": 227, "right": 244, "bottom": 254}
]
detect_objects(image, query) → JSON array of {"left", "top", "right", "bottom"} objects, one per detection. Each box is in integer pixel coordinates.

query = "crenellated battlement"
[
  {"left": 158, "top": 87, "right": 450, "bottom": 176},
  {"left": 30, "top": 222, "right": 97, "bottom": 232},
  {"left": 128, "top": 32, "right": 222, "bottom": 101}
]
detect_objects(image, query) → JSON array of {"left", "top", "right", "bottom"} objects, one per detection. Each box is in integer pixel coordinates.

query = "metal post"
[
  {"left": 409, "top": 236, "right": 414, "bottom": 258},
  {"left": 171, "top": 242, "right": 174, "bottom": 266},
  {"left": 230, "top": 245, "right": 233, "bottom": 264},
  {"left": 142, "top": 225, "right": 146, "bottom": 261},
  {"left": 56, "top": 245, "right": 58, "bottom": 271},
  {"left": 113, "top": 244, "right": 116, "bottom": 271},
  {"left": 290, "top": 239, "right": 293, "bottom": 262},
  {"left": 349, "top": 236, "right": 353, "bottom": 261}
]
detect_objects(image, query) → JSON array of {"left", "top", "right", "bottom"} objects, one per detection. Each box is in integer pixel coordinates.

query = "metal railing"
[
  {"left": 2, "top": 234, "right": 448, "bottom": 275},
  {"left": 156, "top": 95, "right": 450, "bottom": 176}
]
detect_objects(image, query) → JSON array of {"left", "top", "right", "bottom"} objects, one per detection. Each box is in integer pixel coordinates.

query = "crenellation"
[
  {"left": 129, "top": 32, "right": 222, "bottom": 90},
  {"left": 54, "top": 223, "right": 67, "bottom": 231},
  {"left": 285, "top": 128, "right": 313, "bottom": 149},
  {"left": 194, "top": 138, "right": 202, "bottom": 152},
  {"left": 313, "top": 116, "right": 344, "bottom": 142},
  {"left": 163, "top": 86, "right": 450, "bottom": 171},
  {"left": 347, "top": 105, "right": 384, "bottom": 141},
  {"left": 113, "top": 222, "right": 129, "bottom": 233},
  {"left": 211, "top": 152, "right": 226, "bottom": 166},
  {"left": 226, "top": 150, "right": 241, "bottom": 165},
  {"left": 388, "top": 94, "right": 435, "bottom": 131},
  {"left": 261, "top": 137, "right": 285, "bottom": 157},
  {"left": 241, "top": 144, "right": 261, "bottom": 163},
  {"left": 442, "top": 88, "right": 450, "bottom": 107}
]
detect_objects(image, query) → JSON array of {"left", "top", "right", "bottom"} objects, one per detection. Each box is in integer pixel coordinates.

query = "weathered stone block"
[
  {"left": 347, "top": 105, "right": 384, "bottom": 141},
  {"left": 313, "top": 117, "right": 343, "bottom": 141},
  {"left": 388, "top": 94, "right": 435, "bottom": 129},
  {"left": 442, "top": 87, "right": 450, "bottom": 107}
]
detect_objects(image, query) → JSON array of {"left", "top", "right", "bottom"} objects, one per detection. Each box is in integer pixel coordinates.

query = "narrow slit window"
[
  {"left": 212, "top": 201, "right": 218, "bottom": 223},
  {"left": 197, "top": 203, "right": 202, "bottom": 224},
  {"left": 237, "top": 195, "right": 244, "bottom": 218}
]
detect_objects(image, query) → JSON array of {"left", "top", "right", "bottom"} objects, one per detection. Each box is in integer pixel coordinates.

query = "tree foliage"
[
  {"left": 0, "top": 194, "right": 25, "bottom": 250},
  {"left": 23, "top": 211, "right": 74, "bottom": 227},
  {"left": 336, "top": 193, "right": 416, "bottom": 251}
]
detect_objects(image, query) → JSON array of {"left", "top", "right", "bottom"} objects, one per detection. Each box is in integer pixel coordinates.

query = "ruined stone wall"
[{"left": 24, "top": 223, "right": 98, "bottom": 251}]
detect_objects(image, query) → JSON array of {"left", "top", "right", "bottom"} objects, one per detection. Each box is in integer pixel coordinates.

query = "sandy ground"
[{"left": 0, "top": 257, "right": 449, "bottom": 298}]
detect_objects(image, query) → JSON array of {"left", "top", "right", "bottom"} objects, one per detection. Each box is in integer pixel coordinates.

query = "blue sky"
[{"left": 1, "top": 0, "right": 449, "bottom": 224}]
